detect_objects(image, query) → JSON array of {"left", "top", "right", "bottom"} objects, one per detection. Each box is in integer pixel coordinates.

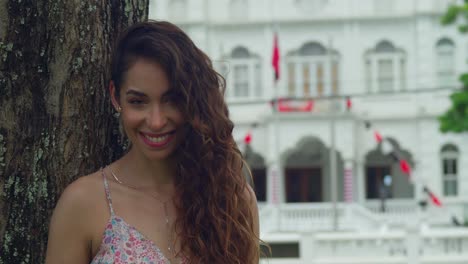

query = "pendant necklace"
[{"left": 108, "top": 166, "right": 178, "bottom": 263}]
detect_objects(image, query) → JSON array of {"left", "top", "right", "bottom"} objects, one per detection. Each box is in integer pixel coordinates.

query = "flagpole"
[
  {"left": 272, "top": 10, "right": 281, "bottom": 206},
  {"left": 328, "top": 36, "right": 338, "bottom": 231},
  {"left": 274, "top": 73, "right": 280, "bottom": 205},
  {"left": 268, "top": 0, "right": 282, "bottom": 233}
]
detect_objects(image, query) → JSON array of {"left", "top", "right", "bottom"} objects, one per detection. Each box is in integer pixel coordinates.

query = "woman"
[{"left": 46, "top": 20, "right": 260, "bottom": 264}]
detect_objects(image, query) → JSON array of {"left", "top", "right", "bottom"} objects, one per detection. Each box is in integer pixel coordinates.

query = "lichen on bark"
[{"left": 0, "top": 1, "right": 148, "bottom": 263}]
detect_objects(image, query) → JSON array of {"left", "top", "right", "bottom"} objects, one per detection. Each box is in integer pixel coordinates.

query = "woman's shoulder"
[
  {"left": 46, "top": 170, "right": 107, "bottom": 262},
  {"left": 51, "top": 170, "right": 107, "bottom": 230},
  {"left": 58, "top": 171, "right": 103, "bottom": 209}
]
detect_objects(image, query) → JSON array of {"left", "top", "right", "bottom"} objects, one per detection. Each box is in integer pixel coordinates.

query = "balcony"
[{"left": 259, "top": 200, "right": 468, "bottom": 263}]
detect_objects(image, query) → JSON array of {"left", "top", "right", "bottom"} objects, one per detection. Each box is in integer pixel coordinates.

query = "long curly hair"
[{"left": 111, "top": 20, "right": 260, "bottom": 263}]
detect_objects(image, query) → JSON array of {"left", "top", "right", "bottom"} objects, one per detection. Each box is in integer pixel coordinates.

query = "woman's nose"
[{"left": 146, "top": 106, "right": 167, "bottom": 131}]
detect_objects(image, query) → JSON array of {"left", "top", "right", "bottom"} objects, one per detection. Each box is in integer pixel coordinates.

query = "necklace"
[{"left": 108, "top": 166, "right": 178, "bottom": 263}]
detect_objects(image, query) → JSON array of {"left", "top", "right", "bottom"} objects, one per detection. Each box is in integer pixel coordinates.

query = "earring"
[{"left": 114, "top": 106, "right": 122, "bottom": 118}]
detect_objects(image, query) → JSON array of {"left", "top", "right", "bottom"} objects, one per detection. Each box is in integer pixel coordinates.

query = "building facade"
[
  {"left": 149, "top": 0, "right": 468, "bottom": 262},
  {"left": 150, "top": 0, "right": 467, "bottom": 208}
]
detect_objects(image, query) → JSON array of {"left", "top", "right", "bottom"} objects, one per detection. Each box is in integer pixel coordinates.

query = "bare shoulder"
[
  {"left": 242, "top": 183, "right": 260, "bottom": 254},
  {"left": 56, "top": 171, "right": 103, "bottom": 212},
  {"left": 242, "top": 183, "right": 259, "bottom": 224},
  {"left": 243, "top": 183, "right": 257, "bottom": 206},
  {"left": 46, "top": 171, "right": 105, "bottom": 263},
  {"left": 65, "top": 171, "right": 103, "bottom": 197}
]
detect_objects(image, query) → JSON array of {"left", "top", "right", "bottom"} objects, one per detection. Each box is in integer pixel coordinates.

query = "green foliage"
[
  {"left": 439, "top": 2, "right": 468, "bottom": 133},
  {"left": 441, "top": 5, "right": 460, "bottom": 25},
  {"left": 439, "top": 91, "right": 468, "bottom": 132}
]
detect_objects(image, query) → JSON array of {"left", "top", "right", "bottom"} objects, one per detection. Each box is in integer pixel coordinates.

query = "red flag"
[
  {"left": 301, "top": 100, "right": 314, "bottom": 112},
  {"left": 429, "top": 193, "right": 443, "bottom": 207},
  {"left": 272, "top": 32, "right": 280, "bottom": 81},
  {"left": 399, "top": 159, "right": 411, "bottom": 175},
  {"left": 423, "top": 186, "right": 443, "bottom": 207},
  {"left": 374, "top": 131, "right": 383, "bottom": 143},
  {"left": 346, "top": 97, "right": 352, "bottom": 111},
  {"left": 428, "top": 191, "right": 443, "bottom": 207},
  {"left": 244, "top": 132, "right": 252, "bottom": 145}
]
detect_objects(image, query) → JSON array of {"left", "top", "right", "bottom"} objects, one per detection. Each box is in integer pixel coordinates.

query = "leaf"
[
  {"left": 458, "top": 24, "right": 468, "bottom": 33},
  {"left": 437, "top": 3, "right": 468, "bottom": 133},
  {"left": 460, "top": 73, "right": 468, "bottom": 85},
  {"left": 441, "top": 5, "right": 461, "bottom": 25},
  {"left": 439, "top": 90, "right": 468, "bottom": 133}
]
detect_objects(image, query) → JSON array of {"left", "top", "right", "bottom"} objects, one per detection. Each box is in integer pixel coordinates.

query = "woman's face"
[{"left": 110, "top": 59, "right": 186, "bottom": 161}]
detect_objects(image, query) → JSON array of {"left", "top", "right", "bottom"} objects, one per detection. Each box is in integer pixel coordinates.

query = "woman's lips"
[{"left": 139, "top": 131, "right": 175, "bottom": 148}]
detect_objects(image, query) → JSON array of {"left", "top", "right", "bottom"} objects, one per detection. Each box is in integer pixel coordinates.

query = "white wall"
[{"left": 149, "top": 0, "right": 468, "bottom": 201}]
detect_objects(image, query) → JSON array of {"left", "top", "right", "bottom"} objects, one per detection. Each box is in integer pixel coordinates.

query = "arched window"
[
  {"left": 375, "top": 41, "right": 396, "bottom": 53},
  {"left": 224, "top": 46, "right": 262, "bottom": 100},
  {"left": 365, "top": 40, "right": 406, "bottom": 93},
  {"left": 436, "top": 38, "right": 456, "bottom": 88},
  {"left": 299, "top": 42, "right": 327, "bottom": 56},
  {"left": 287, "top": 42, "right": 340, "bottom": 98},
  {"left": 441, "top": 144, "right": 459, "bottom": 197}
]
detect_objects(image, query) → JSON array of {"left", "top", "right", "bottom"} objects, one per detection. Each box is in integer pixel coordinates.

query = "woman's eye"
[
  {"left": 129, "top": 99, "right": 144, "bottom": 105},
  {"left": 162, "top": 96, "right": 173, "bottom": 104}
]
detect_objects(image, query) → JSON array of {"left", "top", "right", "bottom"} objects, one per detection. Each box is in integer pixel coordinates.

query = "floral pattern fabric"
[{"left": 91, "top": 171, "right": 186, "bottom": 264}]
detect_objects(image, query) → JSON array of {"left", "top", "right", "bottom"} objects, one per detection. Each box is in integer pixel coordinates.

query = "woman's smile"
[
  {"left": 139, "top": 131, "right": 176, "bottom": 149},
  {"left": 111, "top": 59, "right": 187, "bottom": 161}
]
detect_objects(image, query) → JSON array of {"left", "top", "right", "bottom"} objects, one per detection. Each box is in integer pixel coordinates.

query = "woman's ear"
[{"left": 109, "top": 81, "right": 121, "bottom": 111}]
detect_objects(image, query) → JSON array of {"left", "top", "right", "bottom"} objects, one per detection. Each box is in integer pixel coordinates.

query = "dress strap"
[{"left": 101, "top": 168, "right": 115, "bottom": 216}]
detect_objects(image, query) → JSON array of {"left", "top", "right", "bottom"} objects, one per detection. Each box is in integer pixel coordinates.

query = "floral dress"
[{"left": 90, "top": 172, "right": 187, "bottom": 264}]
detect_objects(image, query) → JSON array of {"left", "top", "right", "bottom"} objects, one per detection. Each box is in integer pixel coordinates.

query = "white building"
[{"left": 150, "top": 1, "right": 468, "bottom": 263}]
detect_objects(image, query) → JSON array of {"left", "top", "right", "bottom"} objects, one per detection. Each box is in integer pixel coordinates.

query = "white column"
[
  {"left": 406, "top": 224, "right": 421, "bottom": 264},
  {"left": 357, "top": 156, "right": 366, "bottom": 204},
  {"left": 266, "top": 121, "right": 276, "bottom": 204},
  {"left": 371, "top": 58, "right": 378, "bottom": 92},
  {"left": 267, "top": 164, "right": 280, "bottom": 204},
  {"left": 295, "top": 61, "right": 302, "bottom": 98},
  {"left": 248, "top": 59, "right": 255, "bottom": 99},
  {"left": 323, "top": 59, "right": 331, "bottom": 97},
  {"left": 310, "top": 62, "right": 317, "bottom": 97},
  {"left": 393, "top": 56, "right": 400, "bottom": 91},
  {"left": 344, "top": 160, "right": 354, "bottom": 203}
]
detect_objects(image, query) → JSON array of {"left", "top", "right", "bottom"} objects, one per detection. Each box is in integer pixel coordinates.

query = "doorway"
[
  {"left": 366, "top": 166, "right": 392, "bottom": 199},
  {"left": 285, "top": 168, "right": 322, "bottom": 202}
]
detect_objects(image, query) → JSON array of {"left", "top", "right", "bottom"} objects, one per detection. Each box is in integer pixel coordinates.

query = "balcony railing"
[
  {"left": 259, "top": 200, "right": 468, "bottom": 263},
  {"left": 260, "top": 199, "right": 468, "bottom": 234}
]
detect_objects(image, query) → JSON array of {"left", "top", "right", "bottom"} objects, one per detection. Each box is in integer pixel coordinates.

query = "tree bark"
[{"left": 0, "top": 0, "right": 148, "bottom": 263}]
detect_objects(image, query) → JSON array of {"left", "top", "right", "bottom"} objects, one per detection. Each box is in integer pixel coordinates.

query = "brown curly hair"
[{"left": 111, "top": 20, "right": 260, "bottom": 263}]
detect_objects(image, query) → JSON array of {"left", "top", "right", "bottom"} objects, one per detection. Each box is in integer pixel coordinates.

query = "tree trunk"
[{"left": 0, "top": 1, "right": 148, "bottom": 263}]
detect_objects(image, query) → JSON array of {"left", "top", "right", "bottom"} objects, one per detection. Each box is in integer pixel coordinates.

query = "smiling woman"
[
  {"left": 111, "top": 59, "right": 187, "bottom": 161},
  {"left": 45, "top": 20, "right": 260, "bottom": 264}
]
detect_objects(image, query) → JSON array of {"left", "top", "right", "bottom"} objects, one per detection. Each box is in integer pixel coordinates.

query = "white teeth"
[{"left": 144, "top": 134, "right": 169, "bottom": 143}]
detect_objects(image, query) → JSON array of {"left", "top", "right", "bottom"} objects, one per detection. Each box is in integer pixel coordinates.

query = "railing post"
[
  {"left": 273, "top": 204, "right": 280, "bottom": 232},
  {"left": 406, "top": 223, "right": 420, "bottom": 264},
  {"left": 302, "top": 233, "right": 316, "bottom": 264}
]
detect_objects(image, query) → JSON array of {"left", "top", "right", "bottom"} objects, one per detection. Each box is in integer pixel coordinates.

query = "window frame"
[
  {"left": 365, "top": 42, "right": 406, "bottom": 93},
  {"left": 223, "top": 48, "right": 262, "bottom": 103},
  {"left": 441, "top": 145, "right": 459, "bottom": 197},
  {"left": 436, "top": 38, "right": 456, "bottom": 88},
  {"left": 286, "top": 53, "right": 340, "bottom": 98}
]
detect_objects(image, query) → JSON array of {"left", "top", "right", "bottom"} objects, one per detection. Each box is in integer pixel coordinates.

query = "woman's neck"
[{"left": 112, "top": 148, "right": 177, "bottom": 192}]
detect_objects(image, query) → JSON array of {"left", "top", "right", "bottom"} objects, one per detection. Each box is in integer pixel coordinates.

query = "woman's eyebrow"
[{"left": 126, "top": 89, "right": 146, "bottom": 97}]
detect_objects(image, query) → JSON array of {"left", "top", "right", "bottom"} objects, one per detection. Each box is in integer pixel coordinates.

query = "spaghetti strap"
[{"left": 101, "top": 168, "right": 115, "bottom": 215}]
